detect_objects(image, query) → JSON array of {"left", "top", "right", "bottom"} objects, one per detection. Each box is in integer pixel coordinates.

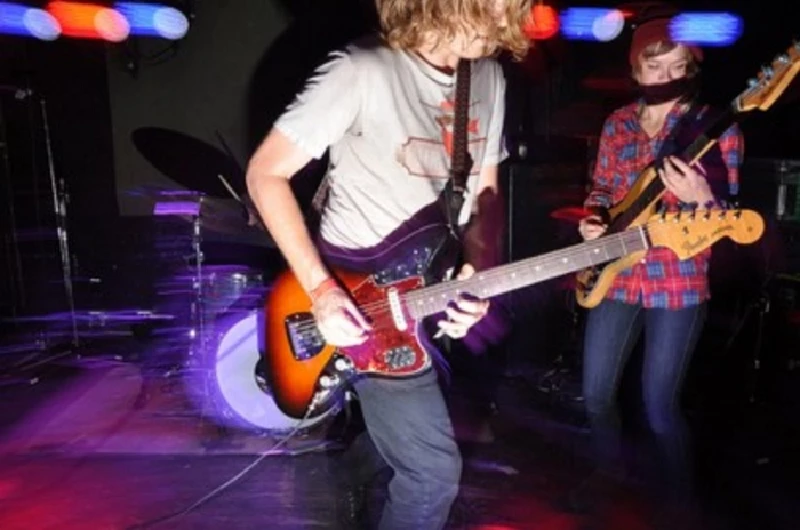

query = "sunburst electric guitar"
[
  {"left": 576, "top": 41, "right": 800, "bottom": 308},
  {"left": 264, "top": 208, "right": 764, "bottom": 419}
]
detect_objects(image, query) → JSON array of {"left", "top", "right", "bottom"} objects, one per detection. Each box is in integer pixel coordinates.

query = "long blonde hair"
[{"left": 376, "top": 0, "right": 532, "bottom": 61}]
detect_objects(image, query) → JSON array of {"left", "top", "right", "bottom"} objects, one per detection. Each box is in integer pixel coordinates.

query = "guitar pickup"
[{"left": 285, "top": 313, "right": 325, "bottom": 361}]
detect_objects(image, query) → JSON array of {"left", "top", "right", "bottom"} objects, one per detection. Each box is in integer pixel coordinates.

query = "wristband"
[{"left": 309, "top": 278, "right": 338, "bottom": 303}]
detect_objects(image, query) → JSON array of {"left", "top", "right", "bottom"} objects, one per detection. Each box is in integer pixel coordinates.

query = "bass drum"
[{"left": 187, "top": 310, "right": 338, "bottom": 433}]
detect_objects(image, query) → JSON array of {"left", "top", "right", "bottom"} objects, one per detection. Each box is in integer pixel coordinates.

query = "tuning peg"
[
  {"left": 747, "top": 78, "right": 759, "bottom": 88},
  {"left": 657, "top": 203, "right": 667, "bottom": 221},
  {"left": 776, "top": 54, "right": 791, "bottom": 64},
  {"left": 761, "top": 65, "right": 774, "bottom": 78}
]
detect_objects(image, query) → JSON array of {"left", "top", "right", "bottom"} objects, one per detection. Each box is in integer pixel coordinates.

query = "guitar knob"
[
  {"left": 319, "top": 375, "right": 334, "bottom": 388},
  {"left": 334, "top": 358, "right": 351, "bottom": 371}
]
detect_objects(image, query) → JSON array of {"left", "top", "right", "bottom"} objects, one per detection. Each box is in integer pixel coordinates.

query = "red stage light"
[
  {"left": 47, "top": 1, "right": 129, "bottom": 41},
  {"left": 523, "top": 4, "right": 560, "bottom": 40}
]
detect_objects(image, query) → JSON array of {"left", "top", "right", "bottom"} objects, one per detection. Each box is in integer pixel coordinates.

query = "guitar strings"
[
  {"left": 295, "top": 226, "right": 648, "bottom": 323},
  {"left": 292, "top": 214, "right": 735, "bottom": 327}
]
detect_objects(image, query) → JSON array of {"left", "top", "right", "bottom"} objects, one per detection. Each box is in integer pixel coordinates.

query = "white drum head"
[{"left": 192, "top": 310, "right": 334, "bottom": 433}]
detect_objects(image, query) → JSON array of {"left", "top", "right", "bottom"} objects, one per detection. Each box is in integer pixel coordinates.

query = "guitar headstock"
[
  {"left": 734, "top": 42, "right": 800, "bottom": 113},
  {"left": 646, "top": 208, "right": 765, "bottom": 260}
]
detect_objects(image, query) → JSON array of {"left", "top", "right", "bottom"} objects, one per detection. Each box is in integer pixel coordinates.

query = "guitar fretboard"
[{"left": 404, "top": 226, "right": 650, "bottom": 319}]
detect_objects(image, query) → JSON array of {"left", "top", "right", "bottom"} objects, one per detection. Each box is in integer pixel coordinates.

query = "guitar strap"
[{"left": 441, "top": 59, "right": 473, "bottom": 237}]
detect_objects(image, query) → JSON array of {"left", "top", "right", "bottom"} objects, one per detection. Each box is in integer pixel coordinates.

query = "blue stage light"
[
  {"left": 115, "top": 2, "right": 189, "bottom": 39},
  {"left": 0, "top": 2, "right": 61, "bottom": 40},
  {"left": 561, "top": 8, "right": 625, "bottom": 42},
  {"left": 670, "top": 12, "right": 743, "bottom": 47}
]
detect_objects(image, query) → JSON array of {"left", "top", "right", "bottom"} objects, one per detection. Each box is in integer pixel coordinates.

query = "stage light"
[
  {"left": 114, "top": 2, "right": 189, "bottom": 40},
  {"left": 670, "top": 12, "right": 743, "bottom": 47},
  {"left": 47, "top": 1, "right": 130, "bottom": 41},
  {"left": 0, "top": 2, "right": 61, "bottom": 40},
  {"left": 522, "top": 4, "right": 559, "bottom": 40},
  {"left": 561, "top": 8, "right": 625, "bottom": 42},
  {"left": 591, "top": 9, "right": 625, "bottom": 42}
]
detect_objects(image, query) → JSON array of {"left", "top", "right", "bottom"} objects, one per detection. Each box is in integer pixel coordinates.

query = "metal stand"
[
  {"left": 40, "top": 97, "right": 79, "bottom": 346},
  {"left": 725, "top": 275, "right": 772, "bottom": 404}
]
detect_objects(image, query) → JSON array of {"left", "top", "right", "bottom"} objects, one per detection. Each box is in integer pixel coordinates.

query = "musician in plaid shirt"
[{"left": 571, "top": 14, "right": 744, "bottom": 522}]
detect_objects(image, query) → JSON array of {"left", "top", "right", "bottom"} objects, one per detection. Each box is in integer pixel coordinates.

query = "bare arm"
[{"left": 245, "top": 128, "right": 329, "bottom": 293}]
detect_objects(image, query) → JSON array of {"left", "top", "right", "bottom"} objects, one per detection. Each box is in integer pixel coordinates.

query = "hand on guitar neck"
[
  {"left": 578, "top": 216, "right": 607, "bottom": 241},
  {"left": 311, "top": 264, "right": 490, "bottom": 346},
  {"left": 434, "top": 264, "right": 490, "bottom": 340},
  {"left": 658, "top": 156, "right": 714, "bottom": 204},
  {"left": 579, "top": 155, "right": 712, "bottom": 241}
]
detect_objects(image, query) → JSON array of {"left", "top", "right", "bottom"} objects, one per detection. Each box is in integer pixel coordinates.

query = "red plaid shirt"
[{"left": 584, "top": 100, "right": 744, "bottom": 309}]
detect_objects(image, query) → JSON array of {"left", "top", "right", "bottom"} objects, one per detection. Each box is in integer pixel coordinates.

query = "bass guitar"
[
  {"left": 576, "top": 41, "right": 800, "bottom": 308},
  {"left": 264, "top": 208, "right": 764, "bottom": 419}
]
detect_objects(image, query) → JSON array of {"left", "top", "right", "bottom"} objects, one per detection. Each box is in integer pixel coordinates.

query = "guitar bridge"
[{"left": 285, "top": 313, "right": 325, "bottom": 361}]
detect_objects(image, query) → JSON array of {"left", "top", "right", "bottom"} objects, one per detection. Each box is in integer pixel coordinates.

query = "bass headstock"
[
  {"left": 646, "top": 208, "right": 765, "bottom": 259},
  {"left": 734, "top": 41, "right": 800, "bottom": 113}
]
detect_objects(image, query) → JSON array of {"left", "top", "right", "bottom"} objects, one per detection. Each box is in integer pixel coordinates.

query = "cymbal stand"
[
  {"left": 188, "top": 208, "right": 205, "bottom": 366},
  {"left": 41, "top": 96, "right": 78, "bottom": 346},
  {"left": 725, "top": 273, "right": 772, "bottom": 404}
]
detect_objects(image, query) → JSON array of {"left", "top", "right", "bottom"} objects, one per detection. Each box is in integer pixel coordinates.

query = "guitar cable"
[{"left": 126, "top": 406, "right": 315, "bottom": 530}]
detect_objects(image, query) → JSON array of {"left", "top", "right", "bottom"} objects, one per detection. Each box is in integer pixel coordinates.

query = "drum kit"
[{"left": 130, "top": 127, "right": 338, "bottom": 438}]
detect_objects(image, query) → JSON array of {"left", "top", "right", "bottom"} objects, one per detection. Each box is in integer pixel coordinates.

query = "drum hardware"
[
  {"left": 37, "top": 95, "right": 80, "bottom": 347},
  {"left": 183, "top": 310, "right": 338, "bottom": 436},
  {"left": 774, "top": 160, "right": 800, "bottom": 223},
  {"left": 724, "top": 273, "right": 773, "bottom": 404}
]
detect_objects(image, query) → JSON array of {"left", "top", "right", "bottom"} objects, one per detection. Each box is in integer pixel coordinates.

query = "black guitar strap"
[{"left": 442, "top": 59, "right": 473, "bottom": 237}]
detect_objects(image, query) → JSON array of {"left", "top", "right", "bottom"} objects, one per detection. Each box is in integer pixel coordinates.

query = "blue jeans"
[
  {"left": 335, "top": 369, "right": 462, "bottom": 529},
  {"left": 582, "top": 299, "right": 706, "bottom": 496}
]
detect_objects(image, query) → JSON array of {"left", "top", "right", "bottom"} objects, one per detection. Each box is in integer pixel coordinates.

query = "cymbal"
[
  {"left": 172, "top": 197, "right": 275, "bottom": 247},
  {"left": 124, "top": 183, "right": 204, "bottom": 201},
  {"left": 550, "top": 206, "right": 592, "bottom": 223},
  {"left": 131, "top": 127, "right": 243, "bottom": 198}
]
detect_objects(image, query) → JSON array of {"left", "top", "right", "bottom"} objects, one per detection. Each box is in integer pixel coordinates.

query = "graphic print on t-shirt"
[{"left": 397, "top": 98, "right": 487, "bottom": 179}]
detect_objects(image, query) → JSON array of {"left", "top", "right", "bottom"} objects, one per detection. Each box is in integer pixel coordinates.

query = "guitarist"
[
  {"left": 572, "top": 13, "right": 744, "bottom": 521},
  {"left": 245, "top": 1, "right": 531, "bottom": 528}
]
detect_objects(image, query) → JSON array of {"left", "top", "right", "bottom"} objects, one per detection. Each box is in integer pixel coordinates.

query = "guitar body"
[
  {"left": 265, "top": 267, "right": 434, "bottom": 419},
  {"left": 576, "top": 165, "right": 661, "bottom": 308},
  {"left": 264, "top": 203, "right": 458, "bottom": 420}
]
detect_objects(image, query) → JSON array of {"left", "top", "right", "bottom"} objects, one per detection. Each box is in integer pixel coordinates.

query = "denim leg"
[
  {"left": 641, "top": 303, "right": 706, "bottom": 499},
  {"left": 582, "top": 299, "right": 644, "bottom": 471},
  {"left": 353, "top": 369, "right": 462, "bottom": 530},
  {"left": 331, "top": 427, "right": 387, "bottom": 488}
]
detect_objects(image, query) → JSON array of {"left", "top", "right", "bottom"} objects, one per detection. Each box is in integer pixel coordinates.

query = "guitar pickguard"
[{"left": 372, "top": 245, "right": 437, "bottom": 285}]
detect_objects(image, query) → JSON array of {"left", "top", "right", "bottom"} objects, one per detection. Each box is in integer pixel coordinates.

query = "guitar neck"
[
  {"left": 405, "top": 226, "right": 650, "bottom": 319},
  {"left": 610, "top": 105, "right": 738, "bottom": 233},
  {"left": 683, "top": 105, "right": 738, "bottom": 164}
]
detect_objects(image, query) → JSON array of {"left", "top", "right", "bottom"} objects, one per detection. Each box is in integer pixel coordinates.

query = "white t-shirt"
[{"left": 275, "top": 38, "right": 507, "bottom": 249}]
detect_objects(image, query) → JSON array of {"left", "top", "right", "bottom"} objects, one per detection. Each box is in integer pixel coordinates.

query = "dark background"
[{"left": 0, "top": 0, "right": 798, "bottom": 321}]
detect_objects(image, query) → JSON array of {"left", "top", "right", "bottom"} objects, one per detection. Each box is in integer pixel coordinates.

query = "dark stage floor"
[{"left": 0, "top": 327, "right": 798, "bottom": 530}]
